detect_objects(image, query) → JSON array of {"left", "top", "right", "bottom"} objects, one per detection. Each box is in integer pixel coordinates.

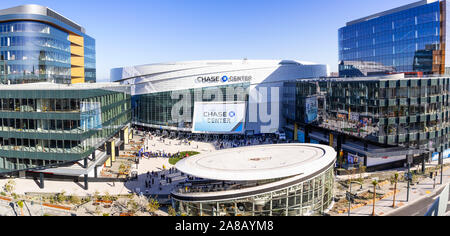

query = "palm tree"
[
  {"left": 4, "top": 179, "right": 16, "bottom": 194},
  {"left": 371, "top": 180, "right": 378, "bottom": 216},
  {"left": 392, "top": 173, "right": 399, "bottom": 208},
  {"left": 17, "top": 200, "right": 24, "bottom": 216}
]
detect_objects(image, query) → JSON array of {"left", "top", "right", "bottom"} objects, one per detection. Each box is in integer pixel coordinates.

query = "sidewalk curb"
[{"left": 384, "top": 183, "right": 449, "bottom": 216}]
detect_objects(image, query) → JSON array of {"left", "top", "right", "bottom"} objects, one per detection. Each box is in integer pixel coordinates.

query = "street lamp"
[{"left": 406, "top": 151, "right": 414, "bottom": 202}]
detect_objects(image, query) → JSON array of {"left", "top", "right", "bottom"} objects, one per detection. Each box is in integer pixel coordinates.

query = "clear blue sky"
[{"left": 1, "top": 0, "right": 417, "bottom": 81}]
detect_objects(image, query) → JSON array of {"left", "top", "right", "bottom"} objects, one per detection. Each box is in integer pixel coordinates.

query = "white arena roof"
[{"left": 175, "top": 144, "right": 337, "bottom": 181}]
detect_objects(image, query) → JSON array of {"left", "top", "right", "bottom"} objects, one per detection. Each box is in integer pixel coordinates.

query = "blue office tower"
[{"left": 339, "top": 0, "right": 446, "bottom": 77}]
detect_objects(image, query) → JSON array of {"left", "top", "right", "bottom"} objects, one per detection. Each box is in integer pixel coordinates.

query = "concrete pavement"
[{"left": 336, "top": 160, "right": 450, "bottom": 216}]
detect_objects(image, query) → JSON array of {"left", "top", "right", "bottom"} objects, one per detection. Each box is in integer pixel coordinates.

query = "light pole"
[
  {"left": 439, "top": 152, "right": 443, "bottom": 185},
  {"left": 433, "top": 171, "right": 437, "bottom": 189},
  {"left": 406, "top": 154, "right": 413, "bottom": 202},
  {"left": 392, "top": 173, "right": 399, "bottom": 208}
]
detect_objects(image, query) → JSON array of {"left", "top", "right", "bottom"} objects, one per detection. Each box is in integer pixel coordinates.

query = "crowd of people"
[
  {"left": 139, "top": 168, "right": 181, "bottom": 193},
  {"left": 136, "top": 128, "right": 286, "bottom": 152},
  {"left": 140, "top": 151, "right": 179, "bottom": 159},
  {"left": 129, "top": 128, "right": 289, "bottom": 196},
  {"left": 214, "top": 136, "right": 281, "bottom": 150}
]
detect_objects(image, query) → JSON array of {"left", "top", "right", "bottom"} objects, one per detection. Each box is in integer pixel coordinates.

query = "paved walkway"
[
  {"left": 0, "top": 157, "right": 173, "bottom": 196},
  {"left": 335, "top": 159, "right": 450, "bottom": 216},
  {"left": 0, "top": 133, "right": 217, "bottom": 197}
]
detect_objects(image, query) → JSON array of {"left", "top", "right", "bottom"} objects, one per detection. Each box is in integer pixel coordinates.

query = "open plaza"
[
  {"left": 1, "top": 1, "right": 450, "bottom": 217},
  {"left": 0, "top": 128, "right": 448, "bottom": 216}
]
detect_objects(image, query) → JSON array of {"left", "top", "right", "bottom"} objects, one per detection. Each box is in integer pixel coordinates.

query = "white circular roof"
[{"left": 175, "top": 144, "right": 337, "bottom": 181}]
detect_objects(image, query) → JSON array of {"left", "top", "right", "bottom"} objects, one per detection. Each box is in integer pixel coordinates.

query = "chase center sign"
[
  {"left": 195, "top": 75, "right": 253, "bottom": 84},
  {"left": 192, "top": 102, "right": 247, "bottom": 134}
]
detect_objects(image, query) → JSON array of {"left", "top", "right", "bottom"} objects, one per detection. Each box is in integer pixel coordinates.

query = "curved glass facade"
[
  {"left": 339, "top": 1, "right": 445, "bottom": 76},
  {"left": 172, "top": 165, "right": 335, "bottom": 216},
  {"left": 0, "top": 21, "right": 72, "bottom": 84},
  {"left": 134, "top": 83, "right": 249, "bottom": 129}
]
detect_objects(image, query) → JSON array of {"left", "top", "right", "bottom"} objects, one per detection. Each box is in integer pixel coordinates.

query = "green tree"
[
  {"left": 56, "top": 191, "right": 66, "bottom": 203},
  {"left": 17, "top": 200, "right": 24, "bottom": 216},
  {"left": 391, "top": 173, "right": 399, "bottom": 208},
  {"left": 168, "top": 206, "right": 177, "bottom": 216},
  {"left": 94, "top": 206, "right": 102, "bottom": 216},
  {"left": 72, "top": 195, "right": 82, "bottom": 205},
  {"left": 93, "top": 190, "right": 101, "bottom": 201},
  {"left": 358, "top": 163, "right": 367, "bottom": 183},
  {"left": 103, "top": 191, "right": 111, "bottom": 202},
  {"left": 371, "top": 180, "right": 378, "bottom": 216},
  {"left": 127, "top": 199, "right": 139, "bottom": 214},
  {"left": 119, "top": 164, "right": 127, "bottom": 174},
  {"left": 3, "top": 179, "right": 16, "bottom": 193},
  {"left": 147, "top": 198, "right": 160, "bottom": 215}
]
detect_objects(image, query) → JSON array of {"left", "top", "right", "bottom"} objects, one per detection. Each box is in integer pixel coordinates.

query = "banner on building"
[
  {"left": 192, "top": 102, "right": 246, "bottom": 134},
  {"left": 304, "top": 96, "right": 318, "bottom": 124}
]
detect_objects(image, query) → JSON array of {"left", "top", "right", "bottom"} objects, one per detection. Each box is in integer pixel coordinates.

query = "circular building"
[{"left": 171, "top": 143, "right": 337, "bottom": 216}]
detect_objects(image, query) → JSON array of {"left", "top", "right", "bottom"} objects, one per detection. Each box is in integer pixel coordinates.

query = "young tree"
[
  {"left": 119, "top": 164, "right": 127, "bottom": 175},
  {"left": 57, "top": 190, "right": 66, "bottom": 203},
  {"left": 3, "top": 179, "right": 16, "bottom": 194},
  {"left": 127, "top": 199, "right": 139, "bottom": 215},
  {"left": 358, "top": 164, "right": 367, "bottom": 183},
  {"left": 17, "top": 200, "right": 24, "bottom": 216},
  {"left": 70, "top": 195, "right": 81, "bottom": 205},
  {"left": 147, "top": 198, "right": 160, "bottom": 216},
  {"left": 94, "top": 206, "right": 102, "bottom": 216},
  {"left": 103, "top": 191, "right": 111, "bottom": 202},
  {"left": 93, "top": 190, "right": 100, "bottom": 201},
  {"left": 371, "top": 180, "right": 378, "bottom": 216},
  {"left": 391, "top": 173, "right": 399, "bottom": 208},
  {"left": 168, "top": 206, "right": 177, "bottom": 216}
]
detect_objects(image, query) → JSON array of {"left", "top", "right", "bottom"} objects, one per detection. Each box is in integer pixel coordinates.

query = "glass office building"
[
  {"left": 339, "top": 0, "right": 446, "bottom": 77},
  {"left": 0, "top": 5, "right": 96, "bottom": 84},
  {"left": 318, "top": 76, "right": 449, "bottom": 150},
  {"left": 0, "top": 83, "right": 131, "bottom": 173},
  {"left": 290, "top": 74, "right": 450, "bottom": 170}
]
